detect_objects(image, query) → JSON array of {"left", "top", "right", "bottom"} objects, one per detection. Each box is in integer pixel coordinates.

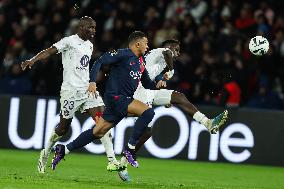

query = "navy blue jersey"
[{"left": 90, "top": 48, "right": 156, "bottom": 97}]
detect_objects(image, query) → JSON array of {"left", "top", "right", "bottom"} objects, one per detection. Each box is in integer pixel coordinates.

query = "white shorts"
[
  {"left": 133, "top": 85, "right": 174, "bottom": 107},
  {"left": 60, "top": 90, "right": 104, "bottom": 119}
]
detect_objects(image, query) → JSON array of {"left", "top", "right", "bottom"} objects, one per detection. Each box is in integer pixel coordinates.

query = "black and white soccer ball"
[{"left": 249, "top": 36, "right": 269, "bottom": 56}]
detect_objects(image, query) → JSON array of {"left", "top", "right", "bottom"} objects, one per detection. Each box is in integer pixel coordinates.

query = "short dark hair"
[
  {"left": 161, "top": 39, "right": 180, "bottom": 47},
  {"left": 78, "top": 16, "right": 95, "bottom": 27},
  {"left": 128, "top": 31, "right": 147, "bottom": 44}
]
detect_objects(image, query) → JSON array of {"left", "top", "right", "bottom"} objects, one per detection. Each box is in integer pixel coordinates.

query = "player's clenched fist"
[
  {"left": 87, "top": 82, "right": 97, "bottom": 98},
  {"left": 21, "top": 60, "right": 35, "bottom": 70}
]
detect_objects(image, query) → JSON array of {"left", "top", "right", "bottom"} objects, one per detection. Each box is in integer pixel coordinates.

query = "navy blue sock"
[
  {"left": 128, "top": 108, "right": 155, "bottom": 146},
  {"left": 66, "top": 127, "right": 95, "bottom": 151}
]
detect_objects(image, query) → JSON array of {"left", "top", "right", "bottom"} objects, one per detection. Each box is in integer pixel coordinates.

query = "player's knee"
[
  {"left": 92, "top": 126, "right": 108, "bottom": 139},
  {"left": 92, "top": 127, "right": 101, "bottom": 139},
  {"left": 142, "top": 108, "right": 155, "bottom": 123}
]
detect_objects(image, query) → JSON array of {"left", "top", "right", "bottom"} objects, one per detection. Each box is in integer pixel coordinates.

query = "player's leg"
[
  {"left": 143, "top": 89, "right": 228, "bottom": 133},
  {"left": 54, "top": 106, "right": 117, "bottom": 167},
  {"left": 122, "top": 99, "right": 155, "bottom": 168},
  {"left": 57, "top": 115, "right": 121, "bottom": 172},
  {"left": 114, "top": 89, "right": 154, "bottom": 180},
  {"left": 38, "top": 92, "right": 79, "bottom": 173},
  {"left": 170, "top": 91, "right": 228, "bottom": 133},
  {"left": 100, "top": 130, "right": 122, "bottom": 172},
  {"left": 37, "top": 114, "right": 72, "bottom": 173},
  {"left": 119, "top": 125, "right": 151, "bottom": 181},
  {"left": 51, "top": 115, "right": 115, "bottom": 170},
  {"left": 86, "top": 106, "right": 117, "bottom": 163},
  {"left": 60, "top": 106, "right": 112, "bottom": 157},
  {"left": 130, "top": 88, "right": 155, "bottom": 152},
  {"left": 51, "top": 96, "right": 121, "bottom": 170},
  {"left": 86, "top": 106, "right": 121, "bottom": 171},
  {"left": 147, "top": 89, "right": 228, "bottom": 133},
  {"left": 133, "top": 89, "right": 228, "bottom": 153},
  {"left": 53, "top": 96, "right": 153, "bottom": 170},
  {"left": 60, "top": 94, "right": 106, "bottom": 156},
  {"left": 118, "top": 89, "right": 154, "bottom": 172},
  {"left": 51, "top": 94, "right": 109, "bottom": 170},
  {"left": 51, "top": 123, "right": 97, "bottom": 170}
]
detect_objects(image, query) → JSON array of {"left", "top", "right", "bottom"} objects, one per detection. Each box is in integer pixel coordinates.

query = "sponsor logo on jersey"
[
  {"left": 76, "top": 55, "right": 90, "bottom": 71},
  {"left": 129, "top": 70, "right": 142, "bottom": 80},
  {"left": 80, "top": 55, "right": 90, "bottom": 67}
]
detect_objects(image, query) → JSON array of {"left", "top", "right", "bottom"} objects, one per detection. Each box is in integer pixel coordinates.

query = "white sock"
[
  {"left": 65, "top": 145, "right": 70, "bottom": 155},
  {"left": 127, "top": 143, "right": 135, "bottom": 150},
  {"left": 193, "top": 111, "right": 210, "bottom": 129},
  {"left": 45, "top": 130, "right": 62, "bottom": 153},
  {"left": 100, "top": 130, "right": 117, "bottom": 163}
]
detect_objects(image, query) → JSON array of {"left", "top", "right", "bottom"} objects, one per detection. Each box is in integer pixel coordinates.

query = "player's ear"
[{"left": 136, "top": 41, "right": 140, "bottom": 48}]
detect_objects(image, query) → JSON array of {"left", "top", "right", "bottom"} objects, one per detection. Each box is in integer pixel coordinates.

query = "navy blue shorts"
[{"left": 102, "top": 94, "right": 133, "bottom": 125}]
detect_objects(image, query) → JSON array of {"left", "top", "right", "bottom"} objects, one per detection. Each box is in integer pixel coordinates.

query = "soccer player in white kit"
[{"left": 21, "top": 16, "right": 113, "bottom": 173}]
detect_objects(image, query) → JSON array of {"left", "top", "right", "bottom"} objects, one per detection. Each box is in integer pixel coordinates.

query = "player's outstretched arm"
[
  {"left": 21, "top": 46, "right": 58, "bottom": 70},
  {"left": 90, "top": 50, "right": 125, "bottom": 82},
  {"left": 88, "top": 49, "right": 125, "bottom": 96}
]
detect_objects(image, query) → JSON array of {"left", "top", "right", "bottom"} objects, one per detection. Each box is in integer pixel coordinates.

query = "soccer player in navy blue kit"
[
  {"left": 51, "top": 34, "right": 228, "bottom": 174},
  {"left": 52, "top": 31, "right": 157, "bottom": 168}
]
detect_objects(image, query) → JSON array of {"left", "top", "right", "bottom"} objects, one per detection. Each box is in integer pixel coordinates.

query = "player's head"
[
  {"left": 77, "top": 16, "right": 96, "bottom": 41},
  {"left": 128, "top": 31, "right": 149, "bottom": 56},
  {"left": 162, "top": 39, "right": 180, "bottom": 57}
]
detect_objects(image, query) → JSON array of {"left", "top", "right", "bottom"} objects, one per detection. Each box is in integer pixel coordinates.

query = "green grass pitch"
[{"left": 0, "top": 149, "right": 283, "bottom": 189}]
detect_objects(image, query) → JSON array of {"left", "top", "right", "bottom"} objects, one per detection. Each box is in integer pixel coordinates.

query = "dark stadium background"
[
  {"left": 1, "top": 1, "right": 284, "bottom": 188},
  {"left": 0, "top": 0, "right": 284, "bottom": 109}
]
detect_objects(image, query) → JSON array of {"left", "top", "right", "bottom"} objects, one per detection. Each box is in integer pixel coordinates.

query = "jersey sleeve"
[
  {"left": 155, "top": 73, "right": 164, "bottom": 82},
  {"left": 52, "top": 37, "right": 71, "bottom": 53},
  {"left": 141, "top": 69, "right": 156, "bottom": 90},
  {"left": 90, "top": 49, "right": 127, "bottom": 82}
]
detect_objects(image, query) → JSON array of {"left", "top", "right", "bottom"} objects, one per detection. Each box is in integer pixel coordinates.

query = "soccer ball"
[{"left": 249, "top": 36, "right": 269, "bottom": 56}]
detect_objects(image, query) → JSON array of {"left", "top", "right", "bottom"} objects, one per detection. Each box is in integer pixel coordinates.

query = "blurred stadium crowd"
[{"left": 0, "top": 0, "right": 284, "bottom": 109}]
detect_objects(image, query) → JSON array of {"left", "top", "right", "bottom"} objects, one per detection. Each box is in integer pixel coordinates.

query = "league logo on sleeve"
[{"left": 110, "top": 50, "right": 118, "bottom": 56}]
